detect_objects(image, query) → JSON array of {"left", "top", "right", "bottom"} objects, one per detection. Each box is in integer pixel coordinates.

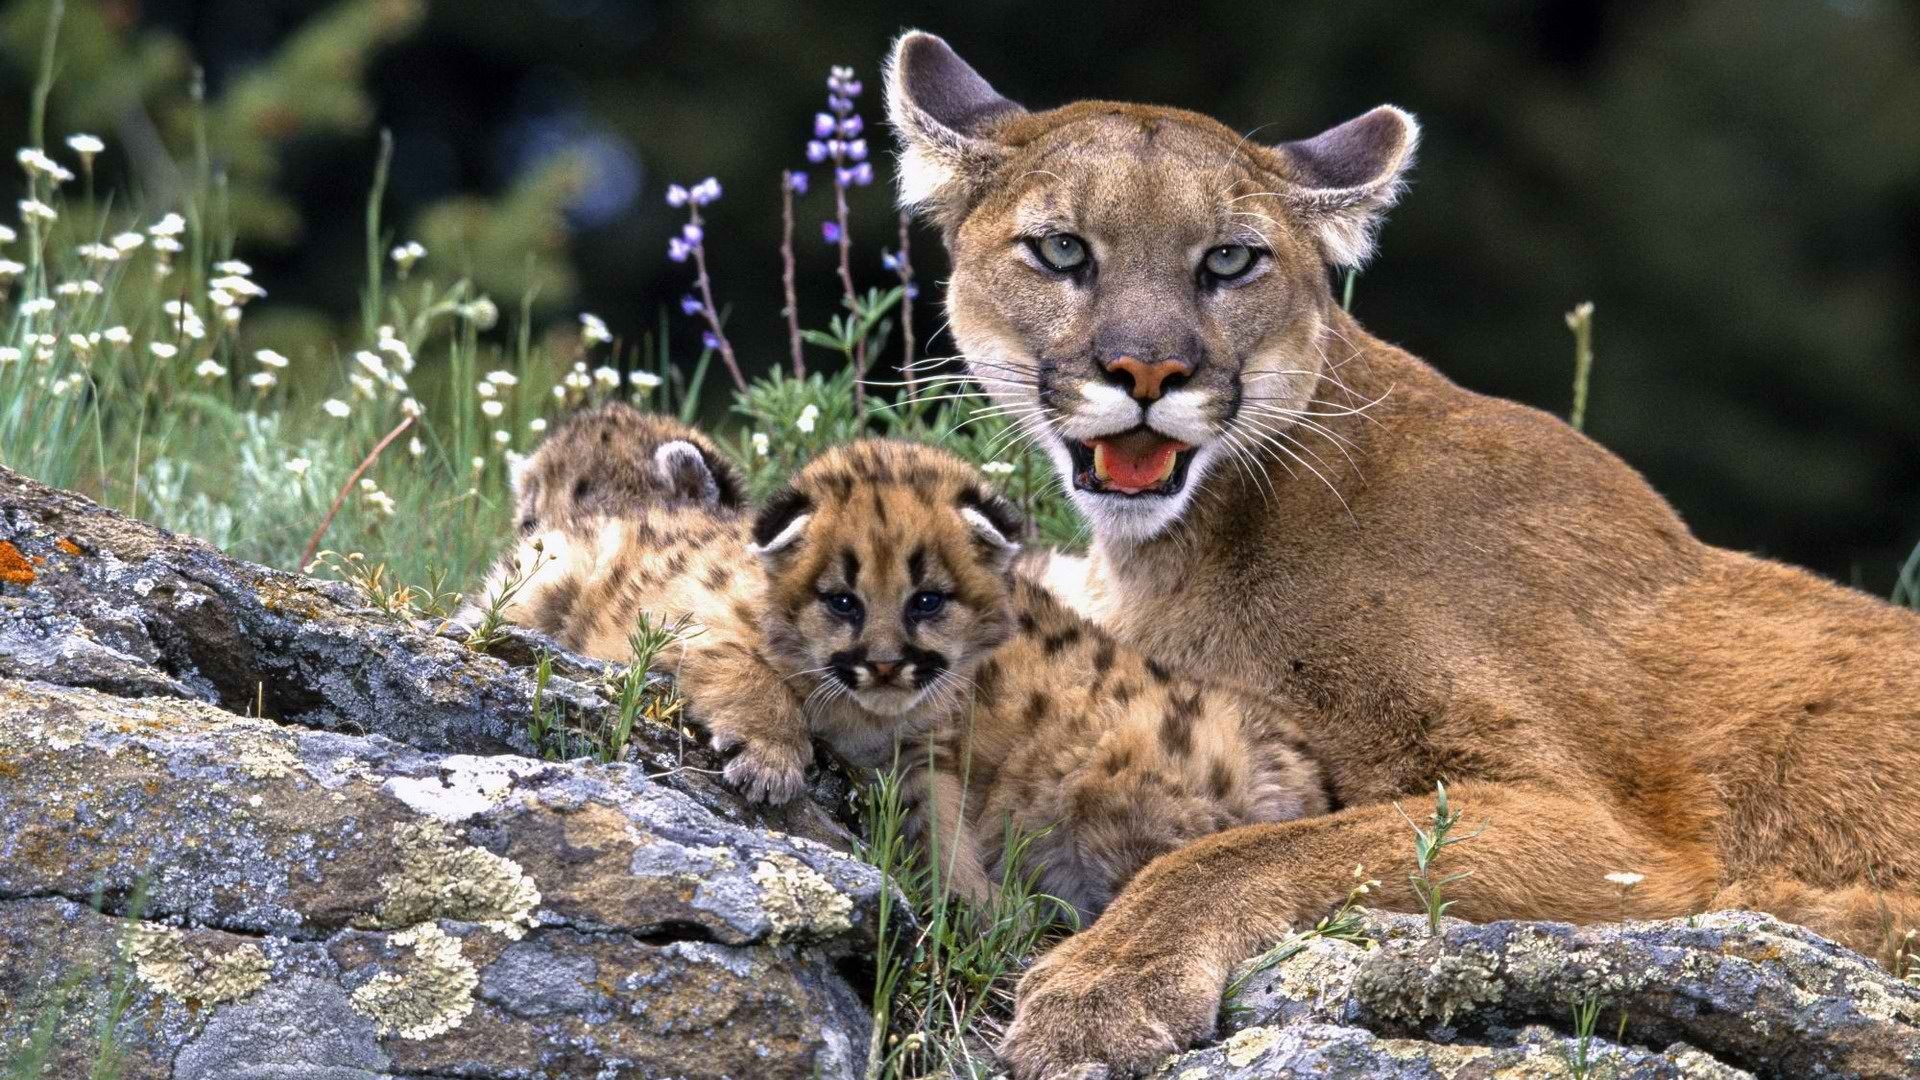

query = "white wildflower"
[
  {"left": 151, "top": 236, "right": 183, "bottom": 254},
  {"left": 365, "top": 489, "right": 397, "bottom": 516},
  {"left": 193, "top": 359, "right": 227, "bottom": 380},
  {"left": 492, "top": 429, "right": 511, "bottom": 447},
  {"left": 471, "top": 456, "right": 486, "bottom": 473},
  {"left": 359, "top": 477, "right": 378, "bottom": 492},
  {"left": 593, "top": 366, "right": 619, "bottom": 389},
  {"left": 475, "top": 380, "right": 497, "bottom": 399},
  {"left": 407, "top": 437, "right": 425, "bottom": 458},
  {"left": 76, "top": 242, "right": 119, "bottom": 262},
  {"left": 349, "top": 373, "right": 377, "bottom": 398},
  {"left": 751, "top": 431, "right": 770, "bottom": 457},
  {"left": 210, "top": 275, "right": 266, "bottom": 300},
  {"left": 481, "top": 399, "right": 504, "bottom": 418},
  {"left": 285, "top": 457, "right": 311, "bottom": 477},
  {"left": 248, "top": 371, "right": 277, "bottom": 390},
  {"left": 981, "top": 461, "right": 1016, "bottom": 476},
  {"left": 101, "top": 326, "right": 131, "bottom": 345},
  {"left": 213, "top": 259, "right": 252, "bottom": 276},
  {"left": 485, "top": 369, "right": 518, "bottom": 386},
  {"left": 579, "top": 312, "right": 612, "bottom": 344},
  {"left": 110, "top": 231, "right": 143, "bottom": 252},
  {"left": 400, "top": 397, "right": 424, "bottom": 418},
  {"left": 0, "top": 224, "right": 15, "bottom": 243},
  {"left": 389, "top": 240, "right": 426, "bottom": 275},
  {"left": 254, "top": 348, "right": 289, "bottom": 369},
  {"left": 18, "top": 199, "right": 57, "bottom": 222},
  {"left": 551, "top": 385, "right": 567, "bottom": 402},
  {"left": 20, "top": 297, "right": 55, "bottom": 316},
  {"left": 354, "top": 350, "right": 388, "bottom": 379},
  {"left": 0, "top": 347, "right": 20, "bottom": 363},
  {"left": 53, "top": 282, "right": 84, "bottom": 297},
  {"left": 322, "top": 398, "right": 352, "bottom": 419},
  {"left": 1604, "top": 871, "right": 1645, "bottom": 888},
  {"left": 0, "top": 259, "right": 22, "bottom": 278},
  {"left": 795, "top": 403, "right": 820, "bottom": 434},
  {"left": 208, "top": 288, "right": 234, "bottom": 310},
  {"left": 459, "top": 297, "right": 498, "bottom": 329},
  {"left": 149, "top": 342, "right": 179, "bottom": 360},
  {"left": 149, "top": 213, "right": 186, "bottom": 237},
  {"left": 65, "top": 134, "right": 104, "bottom": 157},
  {"left": 528, "top": 417, "right": 547, "bottom": 433},
  {"left": 629, "top": 370, "right": 662, "bottom": 389},
  {"left": 16, "top": 148, "right": 72, "bottom": 183}
]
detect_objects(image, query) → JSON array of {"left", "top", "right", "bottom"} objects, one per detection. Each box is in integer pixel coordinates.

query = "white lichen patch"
[
  {"left": 226, "top": 721, "right": 302, "bottom": 780},
  {"left": 751, "top": 852, "right": 853, "bottom": 941},
  {"left": 120, "top": 923, "right": 271, "bottom": 1004},
  {"left": 384, "top": 755, "right": 540, "bottom": 822},
  {"left": 349, "top": 922, "right": 478, "bottom": 1039},
  {"left": 373, "top": 820, "right": 541, "bottom": 938},
  {"left": 1356, "top": 944, "right": 1505, "bottom": 1026},
  {"left": 1221, "top": 1025, "right": 1281, "bottom": 1066}
]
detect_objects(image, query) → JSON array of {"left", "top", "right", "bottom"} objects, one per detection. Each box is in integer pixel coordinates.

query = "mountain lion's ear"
[
  {"left": 1275, "top": 105, "right": 1420, "bottom": 268},
  {"left": 958, "top": 488, "right": 1023, "bottom": 568},
  {"left": 885, "top": 31, "right": 1025, "bottom": 220},
  {"left": 750, "top": 487, "right": 814, "bottom": 559},
  {"left": 654, "top": 440, "right": 735, "bottom": 507}
]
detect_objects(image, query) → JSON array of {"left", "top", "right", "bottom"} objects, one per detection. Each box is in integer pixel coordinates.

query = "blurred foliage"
[{"left": 0, "top": 0, "right": 1915, "bottom": 590}]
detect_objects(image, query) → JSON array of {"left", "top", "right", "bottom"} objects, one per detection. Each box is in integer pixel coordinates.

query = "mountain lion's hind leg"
[{"left": 1711, "top": 877, "right": 1920, "bottom": 965}]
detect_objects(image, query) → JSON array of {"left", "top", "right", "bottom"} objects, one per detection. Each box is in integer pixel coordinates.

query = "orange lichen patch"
[
  {"left": 55, "top": 538, "right": 82, "bottom": 556},
  {"left": 0, "top": 540, "right": 34, "bottom": 586}
]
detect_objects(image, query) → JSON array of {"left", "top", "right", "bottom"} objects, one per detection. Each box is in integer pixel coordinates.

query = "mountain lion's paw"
[{"left": 999, "top": 932, "right": 1218, "bottom": 1079}]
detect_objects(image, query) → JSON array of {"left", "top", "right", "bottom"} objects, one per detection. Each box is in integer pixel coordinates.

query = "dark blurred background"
[{"left": 3, "top": 0, "right": 1917, "bottom": 591}]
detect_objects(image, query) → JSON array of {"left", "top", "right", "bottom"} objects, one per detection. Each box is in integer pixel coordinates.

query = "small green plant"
[
  {"left": 2, "top": 878, "right": 149, "bottom": 1080},
  {"left": 857, "top": 763, "right": 1076, "bottom": 1079},
  {"left": 307, "top": 550, "right": 458, "bottom": 619},
  {"left": 1566, "top": 301, "right": 1596, "bottom": 432},
  {"left": 1563, "top": 993, "right": 1629, "bottom": 1079},
  {"left": 524, "top": 649, "right": 565, "bottom": 760},
  {"left": 458, "top": 540, "right": 552, "bottom": 652},
  {"left": 1395, "top": 780, "right": 1482, "bottom": 935},
  {"left": 1224, "top": 863, "right": 1380, "bottom": 1014}
]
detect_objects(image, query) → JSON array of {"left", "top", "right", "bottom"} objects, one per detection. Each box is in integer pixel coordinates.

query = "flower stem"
[
  {"left": 833, "top": 175, "right": 865, "bottom": 411},
  {"left": 689, "top": 205, "right": 747, "bottom": 392},
  {"left": 896, "top": 210, "right": 916, "bottom": 395},
  {"left": 301, "top": 414, "right": 415, "bottom": 570},
  {"left": 780, "top": 175, "right": 804, "bottom": 378}
]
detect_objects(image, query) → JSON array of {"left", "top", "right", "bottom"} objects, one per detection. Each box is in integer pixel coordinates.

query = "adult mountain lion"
[{"left": 885, "top": 30, "right": 1920, "bottom": 1078}]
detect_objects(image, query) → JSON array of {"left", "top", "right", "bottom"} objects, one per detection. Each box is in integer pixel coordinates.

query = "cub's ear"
[
  {"left": 1275, "top": 105, "right": 1420, "bottom": 268},
  {"left": 958, "top": 488, "right": 1023, "bottom": 565},
  {"left": 885, "top": 31, "right": 1025, "bottom": 220},
  {"left": 654, "top": 440, "right": 743, "bottom": 508},
  {"left": 749, "top": 487, "right": 814, "bottom": 558}
]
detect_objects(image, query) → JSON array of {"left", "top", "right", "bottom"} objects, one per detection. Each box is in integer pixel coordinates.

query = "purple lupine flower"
[
  {"left": 701, "top": 330, "right": 720, "bottom": 351},
  {"left": 847, "top": 139, "right": 868, "bottom": 162},
  {"left": 806, "top": 141, "right": 828, "bottom": 163},
  {"left": 666, "top": 184, "right": 689, "bottom": 207},
  {"left": 667, "top": 236, "right": 692, "bottom": 262},
  {"left": 906, "top": 283, "right": 920, "bottom": 299},
  {"left": 690, "top": 177, "right": 722, "bottom": 205},
  {"left": 844, "top": 80, "right": 862, "bottom": 98},
  {"left": 881, "top": 250, "right": 900, "bottom": 272},
  {"left": 828, "top": 94, "right": 851, "bottom": 113},
  {"left": 840, "top": 115, "right": 863, "bottom": 138},
  {"left": 848, "top": 162, "right": 873, "bottom": 187},
  {"left": 813, "top": 113, "right": 836, "bottom": 139},
  {"left": 786, "top": 170, "right": 810, "bottom": 195},
  {"left": 680, "top": 294, "right": 703, "bottom": 316},
  {"left": 822, "top": 221, "right": 842, "bottom": 244},
  {"left": 681, "top": 222, "right": 704, "bottom": 245}
]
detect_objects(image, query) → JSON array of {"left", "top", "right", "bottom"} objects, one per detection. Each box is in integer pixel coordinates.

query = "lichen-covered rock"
[{"left": 1203, "top": 910, "right": 1920, "bottom": 1079}]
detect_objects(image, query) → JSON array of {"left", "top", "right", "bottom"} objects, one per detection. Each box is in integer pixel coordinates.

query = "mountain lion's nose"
[
  {"left": 1101, "top": 356, "right": 1193, "bottom": 401},
  {"left": 868, "top": 659, "right": 900, "bottom": 682}
]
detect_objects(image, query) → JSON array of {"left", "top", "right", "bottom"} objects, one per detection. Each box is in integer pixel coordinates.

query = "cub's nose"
[
  {"left": 1101, "top": 355, "right": 1194, "bottom": 401},
  {"left": 867, "top": 659, "right": 901, "bottom": 683}
]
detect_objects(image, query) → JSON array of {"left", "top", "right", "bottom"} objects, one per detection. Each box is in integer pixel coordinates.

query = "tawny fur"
[
  {"left": 884, "top": 30, "right": 1920, "bottom": 1078},
  {"left": 475, "top": 420, "right": 1330, "bottom": 914}
]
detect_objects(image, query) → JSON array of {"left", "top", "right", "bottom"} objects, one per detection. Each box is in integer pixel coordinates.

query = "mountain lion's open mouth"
[{"left": 1069, "top": 430, "right": 1195, "bottom": 497}]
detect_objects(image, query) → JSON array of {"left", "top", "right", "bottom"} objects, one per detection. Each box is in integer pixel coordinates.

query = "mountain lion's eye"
[
  {"left": 1031, "top": 234, "right": 1089, "bottom": 273},
  {"left": 1203, "top": 245, "right": 1256, "bottom": 280},
  {"left": 823, "top": 592, "right": 862, "bottom": 618},
  {"left": 907, "top": 591, "right": 947, "bottom": 618}
]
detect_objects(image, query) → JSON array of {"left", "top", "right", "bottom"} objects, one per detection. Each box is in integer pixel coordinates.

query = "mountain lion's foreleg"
[
  {"left": 998, "top": 781, "right": 1719, "bottom": 1079},
  {"left": 675, "top": 639, "right": 813, "bottom": 804}
]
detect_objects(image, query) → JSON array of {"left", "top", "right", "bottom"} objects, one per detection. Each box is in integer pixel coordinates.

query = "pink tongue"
[{"left": 1096, "top": 438, "right": 1182, "bottom": 491}]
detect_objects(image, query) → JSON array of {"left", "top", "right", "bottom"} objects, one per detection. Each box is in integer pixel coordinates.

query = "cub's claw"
[
  {"left": 717, "top": 737, "right": 810, "bottom": 804},
  {"left": 999, "top": 932, "right": 1219, "bottom": 1080}
]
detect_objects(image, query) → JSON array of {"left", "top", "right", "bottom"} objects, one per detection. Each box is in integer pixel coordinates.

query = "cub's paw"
[
  {"left": 712, "top": 733, "right": 811, "bottom": 805},
  {"left": 999, "top": 932, "right": 1219, "bottom": 1080}
]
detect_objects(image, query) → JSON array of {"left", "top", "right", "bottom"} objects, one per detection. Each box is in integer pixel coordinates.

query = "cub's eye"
[
  {"left": 1202, "top": 244, "right": 1257, "bottom": 281},
  {"left": 823, "top": 592, "right": 862, "bottom": 618},
  {"left": 1030, "top": 234, "right": 1089, "bottom": 273},
  {"left": 907, "top": 591, "right": 948, "bottom": 619}
]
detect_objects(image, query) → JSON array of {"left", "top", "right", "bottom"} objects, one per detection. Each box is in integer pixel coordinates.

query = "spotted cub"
[{"left": 749, "top": 440, "right": 1331, "bottom": 916}]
